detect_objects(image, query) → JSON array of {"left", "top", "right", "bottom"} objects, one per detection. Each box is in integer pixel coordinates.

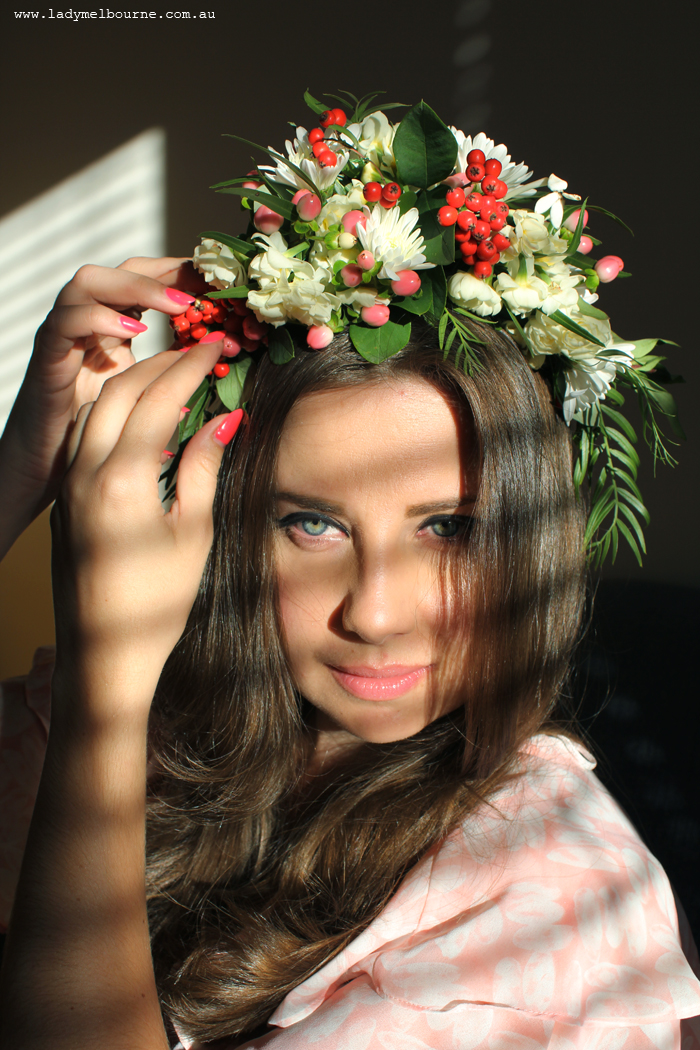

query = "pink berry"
[
  {"left": 243, "top": 315, "right": 269, "bottom": 340},
  {"left": 356, "top": 250, "right": 375, "bottom": 271},
  {"left": 341, "top": 210, "right": 367, "bottom": 237},
  {"left": 445, "top": 187, "right": 466, "bottom": 209},
  {"left": 444, "top": 173, "right": 470, "bottom": 188},
  {"left": 595, "top": 255, "right": 624, "bottom": 282},
  {"left": 578, "top": 235, "right": 594, "bottom": 255},
  {"left": 391, "top": 270, "right": 421, "bottom": 296},
  {"left": 438, "top": 206, "right": 458, "bottom": 226},
  {"left": 221, "top": 334, "right": 242, "bottom": 357},
  {"left": 564, "top": 208, "right": 589, "bottom": 232},
  {"left": 297, "top": 193, "right": 322, "bottom": 221},
  {"left": 306, "top": 324, "right": 334, "bottom": 349},
  {"left": 361, "top": 304, "right": 391, "bottom": 327},
  {"left": 231, "top": 300, "right": 253, "bottom": 317},
  {"left": 242, "top": 179, "right": 262, "bottom": 190},
  {"left": 292, "top": 189, "right": 311, "bottom": 204},
  {"left": 340, "top": 264, "right": 363, "bottom": 287},
  {"left": 254, "top": 205, "right": 284, "bottom": 234}
]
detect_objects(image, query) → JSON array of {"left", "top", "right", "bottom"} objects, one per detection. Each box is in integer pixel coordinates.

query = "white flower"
[
  {"left": 495, "top": 271, "right": 548, "bottom": 316},
  {"left": 316, "top": 182, "right": 367, "bottom": 233},
  {"left": 534, "top": 174, "right": 581, "bottom": 231},
  {"left": 261, "top": 126, "right": 349, "bottom": 193},
  {"left": 449, "top": 129, "right": 542, "bottom": 199},
  {"left": 346, "top": 111, "right": 396, "bottom": 172},
  {"left": 247, "top": 232, "right": 340, "bottom": 327},
  {"left": 538, "top": 273, "right": 581, "bottom": 316},
  {"left": 524, "top": 309, "right": 635, "bottom": 422},
  {"left": 447, "top": 271, "right": 502, "bottom": 317},
  {"left": 356, "top": 204, "right": 435, "bottom": 281},
  {"left": 505, "top": 210, "right": 568, "bottom": 259},
  {"left": 192, "top": 238, "right": 247, "bottom": 290}
]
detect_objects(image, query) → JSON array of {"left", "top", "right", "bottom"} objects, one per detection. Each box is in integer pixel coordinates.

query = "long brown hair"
[{"left": 146, "top": 322, "right": 587, "bottom": 1044}]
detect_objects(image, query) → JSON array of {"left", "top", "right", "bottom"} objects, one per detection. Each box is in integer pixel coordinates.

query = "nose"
[{"left": 337, "top": 546, "right": 423, "bottom": 645}]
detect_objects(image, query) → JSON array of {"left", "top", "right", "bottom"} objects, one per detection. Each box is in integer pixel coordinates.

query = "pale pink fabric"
[{"left": 2, "top": 651, "right": 700, "bottom": 1050}]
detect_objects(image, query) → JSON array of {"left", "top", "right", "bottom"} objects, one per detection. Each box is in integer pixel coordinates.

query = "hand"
[
  {"left": 0, "top": 257, "right": 208, "bottom": 555},
  {"left": 49, "top": 336, "right": 239, "bottom": 720}
]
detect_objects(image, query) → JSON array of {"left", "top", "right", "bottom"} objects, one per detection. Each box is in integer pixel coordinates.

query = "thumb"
[{"left": 174, "top": 408, "right": 245, "bottom": 527}]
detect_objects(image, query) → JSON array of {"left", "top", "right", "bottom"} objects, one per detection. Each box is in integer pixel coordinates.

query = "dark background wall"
[{"left": 1, "top": 0, "right": 698, "bottom": 930}]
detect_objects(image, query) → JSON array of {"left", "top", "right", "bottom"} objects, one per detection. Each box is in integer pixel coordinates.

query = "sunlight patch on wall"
[{"left": 0, "top": 129, "right": 166, "bottom": 435}]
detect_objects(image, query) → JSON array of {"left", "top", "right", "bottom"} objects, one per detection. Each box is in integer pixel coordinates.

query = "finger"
[
  {"left": 117, "top": 257, "right": 209, "bottom": 296},
  {"left": 55, "top": 263, "right": 197, "bottom": 317},
  {"left": 84, "top": 340, "right": 224, "bottom": 473},
  {"left": 70, "top": 351, "right": 186, "bottom": 471},
  {"left": 172, "top": 409, "right": 245, "bottom": 535},
  {"left": 39, "top": 302, "right": 151, "bottom": 361},
  {"left": 65, "top": 401, "right": 95, "bottom": 468}
]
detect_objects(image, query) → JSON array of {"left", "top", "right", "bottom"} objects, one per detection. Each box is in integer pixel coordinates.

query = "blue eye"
[{"left": 300, "top": 516, "right": 328, "bottom": 536}]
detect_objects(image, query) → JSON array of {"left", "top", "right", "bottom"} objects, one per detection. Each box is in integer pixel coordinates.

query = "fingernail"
[
  {"left": 120, "top": 315, "right": 148, "bottom": 333},
  {"left": 199, "top": 330, "right": 225, "bottom": 344},
  {"left": 160, "top": 450, "right": 175, "bottom": 463},
  {"left": 165, "top": 288, "right": 196, "bottom": 306},
  {"left": 178, "top": 406, "right": 190, "bottom": 422},
  {"left": 213, "top": 408, "right": 244, "bottom": 446}
]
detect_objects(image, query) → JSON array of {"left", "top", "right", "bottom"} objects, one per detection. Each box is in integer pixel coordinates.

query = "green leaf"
[
  {"left": 304, "top": 89, "right": 327, "bottom": 115},
  {"left": 216, "top": 355, "right": 252, "bottom": 411},
  {"left": 268, "top": 326, "right": 296, "bottom": 364},
  {"left": 617, "top": 520, "right": 643, "bottom": 566},
  {"left": 397, "top": 189, "right": 418, "bottom": 215},
  {"left": 205, "top": 286, "right": 250, "bottom": 299},
  {"left": 179, "top": 379, "right": 209, "bottom": 442},
  {"left": 215, "top": 185, "right": 295, "bottom": 220},
  {"left": 393, "top": 101, "right": 458, "bottom": 189},
  {"left": 587, "top": 204, "right": 634, "bottom": 237},
  {"left": 224, "top": 135, "right": 319, "bottom": 194},
  {"left": 396, "top": 267, "right": 445, "bottom": 318},
  {"left": 600, "top": 405, "right": 638, "bottom": 443},
  {"left": 549, "top": 309, "right": 607, "bottom": 348},
  {"left": 417, "top": 185, "right": 455, "bottom": 265},
  {"left": 619, "top": 487, "right": 650, "bottom": 523},
  {"left": 348, "top": 320, "right": 412, "bottom": 362},
  {"left": 200, "top": 230, "right": 255, "bottom": 255},
  {"left": 567, "top": 196, "right": 588, "bottom": 255}
]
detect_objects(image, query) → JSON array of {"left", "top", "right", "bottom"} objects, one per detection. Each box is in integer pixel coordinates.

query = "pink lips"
[{"left": 329, "top": 664, "right": 430, "bottom": 701}]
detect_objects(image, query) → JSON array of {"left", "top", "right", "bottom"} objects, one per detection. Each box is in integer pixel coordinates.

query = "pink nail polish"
[
  {"left": 199, "top": 330, "right": 224, "bottom": 344},
  {"left": 182, "top": 406, "right": 190, "bottom": 413},
  {"left": 120, "top": 315, "right": 148, "bottom": 333},
  {"left": 166, "top": 288, "right": 196, "bottom": 306},
  {"left": 214, "top": 409, "right": 244, "bottom": 446},
  {"left": 162, "top": 450, "right": 175, "bottom": 459}
]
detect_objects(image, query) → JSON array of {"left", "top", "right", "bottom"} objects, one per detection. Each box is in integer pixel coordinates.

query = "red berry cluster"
[
  {"left": 170, "top": 296, "right": 269, "bottom": 378},
  {"left": 363, "top": 180, "right": 402, "bottom": 210},
  {"left": 307, "top": 107, "right": 347, "bottom": 168},
  {"left": 437, "top": 151, "right": 511, "bottom": 278}
]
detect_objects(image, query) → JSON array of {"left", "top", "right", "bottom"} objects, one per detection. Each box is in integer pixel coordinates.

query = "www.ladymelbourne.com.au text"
[{"left": 14, "top": 8, "right": 215, "bottom": 18}]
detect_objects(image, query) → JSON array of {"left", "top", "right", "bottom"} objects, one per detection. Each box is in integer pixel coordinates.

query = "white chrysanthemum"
[
  {"left": 261, "top": 126, "right": 349, "bottom": 193},
  {"left": 356, "top": 204, "right": 435, "bottom": 281},
  {"left": 525, "top": 309, "right": 634, "bottom": 422},
  {"left": 449, "top": 129, "right": 542, "bottom": 199},
  {"left": 247, "top": 232, "right": 340, "bottom": 327},
  {"left": 192, "top": 238, "right": 247, "bottom": 290},
  {"left": 346, "top": 111, "right": 396, "bottom": 172},
  {"left": 447, "top": 271, "right": 502, "bottom": 317}
]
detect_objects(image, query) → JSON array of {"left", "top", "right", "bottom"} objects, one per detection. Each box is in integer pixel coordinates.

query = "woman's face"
[{"left": 274, "top": 377, "right": 478, "bottom": 750}]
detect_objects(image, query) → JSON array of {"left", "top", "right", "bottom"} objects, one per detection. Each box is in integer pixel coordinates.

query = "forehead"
[{"left": 276, "top": 377, "right": 477, "bottom": 499}]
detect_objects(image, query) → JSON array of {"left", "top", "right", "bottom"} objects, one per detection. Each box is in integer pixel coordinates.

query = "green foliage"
[
  {"left": 199, "top": 230, "right": 255, "bottom": 256},
  {"left": 349, "top": 319, "right": 412, "bottom": 362},
  {"left": 393, "top": 102, "right": 458, "bottom": 189},
  {"left": 418, "top": 186, "right": 455, "bottom": 265},
  {"left": 396, "top": 267, "right": 446, "bottom": 319},
  {"left": 216, "top": 355, "right": 253, "bottom": 411},
  {"left": 268, "top": 326, "right": 296, "bottom": 364}
]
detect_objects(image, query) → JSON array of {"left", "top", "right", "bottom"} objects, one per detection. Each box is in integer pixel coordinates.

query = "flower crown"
[{"left": 164, "top": 89, "right": 683, "bottom": 566}]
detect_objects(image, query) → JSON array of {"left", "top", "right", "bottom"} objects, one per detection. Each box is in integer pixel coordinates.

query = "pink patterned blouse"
[{"left": 2, "top": 649, "right": 699, "bottom": 1050}]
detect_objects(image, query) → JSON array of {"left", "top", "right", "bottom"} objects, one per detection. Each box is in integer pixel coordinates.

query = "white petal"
[
  {"left": 535, "top": 192, "right": 557, "bottom": 214},
  {"left": 548, "top": 174, "right": 568, "bottom": 192},
  {"left": 550, "top": 197, "right": 564, "bottom": 229}
]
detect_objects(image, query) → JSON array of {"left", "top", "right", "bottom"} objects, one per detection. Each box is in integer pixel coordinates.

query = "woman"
[{"left": 1, "top": 96, "right": 699, "bottom": 1049}]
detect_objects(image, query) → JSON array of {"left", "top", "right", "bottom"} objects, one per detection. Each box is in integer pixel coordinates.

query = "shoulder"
[{"left": 270, "top": 734, "right": 700, "bottom": 1037}]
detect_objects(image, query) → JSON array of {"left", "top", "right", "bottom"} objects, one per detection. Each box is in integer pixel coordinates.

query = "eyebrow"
[{"left": 274, "top": 492, "right": 477, "bottom": 518}]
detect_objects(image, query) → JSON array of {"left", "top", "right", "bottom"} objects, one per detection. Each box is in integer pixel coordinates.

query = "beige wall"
[{"left": 0, "top": 510, "right": 54, "bottom": 679}]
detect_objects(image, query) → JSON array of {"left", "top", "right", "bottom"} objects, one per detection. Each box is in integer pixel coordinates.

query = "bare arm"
[{"left": 0, "top": 323, "right": 236, "bottom": 1049}]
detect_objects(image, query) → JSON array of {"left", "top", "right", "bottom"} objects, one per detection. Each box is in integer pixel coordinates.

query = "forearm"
[{"left": 0, "top": 671, "right": 169, "bottom": 1050}]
